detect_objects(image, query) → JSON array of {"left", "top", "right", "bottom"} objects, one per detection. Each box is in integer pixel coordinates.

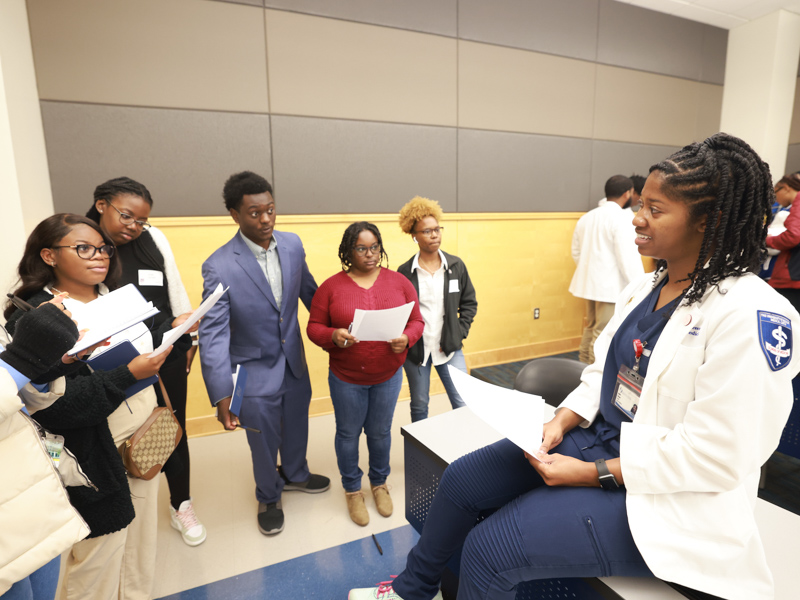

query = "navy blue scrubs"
[{"left": 393, "top": 279, "right": 680, "bottom": 600}]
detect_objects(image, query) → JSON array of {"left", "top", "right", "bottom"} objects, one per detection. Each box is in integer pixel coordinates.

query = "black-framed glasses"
[
  {"left": 353, "top": 243, "right": 381, "bottom": 256},
  {"left": 51, "top": 244, "right": 116, "bottom": 260},
  {"left": 414, "top": 226, "right": 444, "bottom": 237},
  {"left": 107, "top": 202, "right": 150, "bottom": 230}
]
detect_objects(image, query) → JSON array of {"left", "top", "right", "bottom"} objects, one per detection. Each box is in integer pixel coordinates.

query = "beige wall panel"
[
  {"left": 265, "top": 10, "right": 456, "bottom": 126},
  {"left": 593, "top": 65, "right": 721, "bottom": 147},
  {"left": 694, "top": 82, "right": 724, "bottom": 142},
  {"left": 27, "top": 0, "right": 268, "bottom": 112},
  {"left": 791, "top": 78, "right": 800, "bottom": 145},
  {"left": 458, "top": 41, "right": 595, "bottom": 137}
]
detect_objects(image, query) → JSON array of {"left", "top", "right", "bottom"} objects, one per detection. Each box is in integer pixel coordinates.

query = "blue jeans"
[
  {"left": 3, "top": 555, "right": 61, "bottom": 600},
  {"left": 404, "top": 349, "right": 467, "bottom": 422},
  {"left": 328, "top": 368, "right": 403, "bottom": 492}
]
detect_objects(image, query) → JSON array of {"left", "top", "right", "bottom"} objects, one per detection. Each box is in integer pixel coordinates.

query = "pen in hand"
[
  {"left": 6, "top": 294, "right": 34, "bottom": 312},
  {"left": 235, "top": 424, "right": 262, "bottom": 434}
]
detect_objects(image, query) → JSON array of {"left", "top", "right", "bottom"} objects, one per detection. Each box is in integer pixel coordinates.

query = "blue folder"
[
  {"left": 86, "top": 340, "right": 158, "bottom": 399},
  {"left": 229, "top": 365, "right": 248, "bottom": 417}
]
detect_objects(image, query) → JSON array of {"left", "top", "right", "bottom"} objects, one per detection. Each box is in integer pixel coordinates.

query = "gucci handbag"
[{"left": 118, "top": 378, "right": 182, "bottom": 480}]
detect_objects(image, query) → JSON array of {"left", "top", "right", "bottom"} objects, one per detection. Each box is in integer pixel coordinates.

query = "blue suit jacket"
[{"left": 199, "top": 230, "right": 317, "bottom": 403}]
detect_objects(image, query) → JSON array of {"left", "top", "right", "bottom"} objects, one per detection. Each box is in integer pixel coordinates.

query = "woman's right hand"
[
  {"left": 127, "top": 347, "right": 171, "bottom": 380},
  {"left": 540, "top": 419, "right": 566, "bottom": 454},
  {"left": 332, "top": 328, "right": 358, "bottom": 349}
]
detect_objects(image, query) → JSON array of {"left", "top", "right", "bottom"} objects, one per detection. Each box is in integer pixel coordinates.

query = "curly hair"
[
  {"left": 398, "top": 196, "right": 444, "bottom": 234},
  {"left": 222, "top": 171, "right": 273, "bottom": 211},
  {"left": 338, "top": 221, "right": 389, "bottom": 271},
  {"left": 649, "top": 132, "right": 774, "bottom": 306}
]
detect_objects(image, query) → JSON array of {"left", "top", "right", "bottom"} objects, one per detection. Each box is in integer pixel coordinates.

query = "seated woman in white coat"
[{"left": 350, "top": 133, "right": 800, "bottom": 600}]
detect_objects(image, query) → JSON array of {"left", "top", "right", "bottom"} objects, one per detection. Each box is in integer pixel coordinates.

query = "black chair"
[{"left": 513, "top": 356, "right": 586, "bottom": 407}]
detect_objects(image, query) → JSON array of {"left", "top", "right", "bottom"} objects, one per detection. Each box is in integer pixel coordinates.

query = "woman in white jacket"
[{"left": 350, "top": 133, "right": 799, "bottom": 600}]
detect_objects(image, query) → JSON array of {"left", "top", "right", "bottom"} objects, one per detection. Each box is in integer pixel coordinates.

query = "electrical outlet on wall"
[{"left": 534, "top": 308, "right": 540, "bottom": 319}]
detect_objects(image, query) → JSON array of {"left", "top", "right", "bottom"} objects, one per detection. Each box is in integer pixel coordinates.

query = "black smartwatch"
[{"left": 595, "top": 459, "right": 619, "bottom": 490}]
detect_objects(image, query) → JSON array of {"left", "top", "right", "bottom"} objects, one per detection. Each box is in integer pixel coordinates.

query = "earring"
[{"left": 413, "top": 237, "right": 417, "bottom": 243}]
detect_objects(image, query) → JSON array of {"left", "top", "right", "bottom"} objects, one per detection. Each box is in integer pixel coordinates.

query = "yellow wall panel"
[
  {"left": 594, "top": 65, "right": 724, "bottom": 147},
  {"left": 27, "top": 0, "right": 269, "bottom": 112},
  {"left": 265, "top": 10, "right": 457, "bottom": 126},
  {"left": 458, "top": 41, "right": 596, "bottom": 137},
  {"left": 151, "top": 213, "right": 583, "bottom": 436}
]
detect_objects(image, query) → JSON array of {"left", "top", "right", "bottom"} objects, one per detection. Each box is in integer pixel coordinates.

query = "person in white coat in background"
[
  {"left": 350, "top": 132, "right": 799, "bottom": 600},
  {"left": 570, "top": 175, "right": 645, "bottom": 363}
]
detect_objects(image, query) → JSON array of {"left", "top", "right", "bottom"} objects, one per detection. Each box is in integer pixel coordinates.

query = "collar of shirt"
[
  {"left": 239, "top": 230, "right": 277, "bottom": 258},
  {"left": 410, "top": 249, "right": 448, "bottom": 273}
]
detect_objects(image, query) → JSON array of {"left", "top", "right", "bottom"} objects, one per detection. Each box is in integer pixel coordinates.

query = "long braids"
[
  {"left": 650, "top": 132, "right": 774, "bottom": 306},
  {"left": 338, "top": 221, "right": 389, "bottom": 271}
]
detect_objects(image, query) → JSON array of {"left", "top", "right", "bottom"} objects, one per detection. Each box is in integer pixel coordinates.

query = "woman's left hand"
[
  {"left": 390, "top": 334, "right": 409, "bottom": 354},
  {"left": 524, "top": 452, "right": 598, "bottom": 488},
  {"left": 172, "top": 311, "right": 199, "bottom": 334}
]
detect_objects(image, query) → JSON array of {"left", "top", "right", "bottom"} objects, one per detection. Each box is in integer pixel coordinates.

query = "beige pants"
[
  {"left": 58, "top": 388, "right": 159, "bottom": 600},
  {"left": 579, "top": 300, "right": 615, "bottom": 364}
]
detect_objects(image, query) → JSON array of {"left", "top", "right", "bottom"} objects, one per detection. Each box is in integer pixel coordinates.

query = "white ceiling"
[{"left": 614, "top": 0, "right": 800, "bottom": 29}]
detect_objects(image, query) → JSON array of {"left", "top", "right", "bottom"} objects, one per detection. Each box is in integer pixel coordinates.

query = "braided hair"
[
  {"left": 649, "top": 132, "right": 775, "bottom": 306},
  {"left": 338, "top": 221, "right": 389, "bottom": 271}
]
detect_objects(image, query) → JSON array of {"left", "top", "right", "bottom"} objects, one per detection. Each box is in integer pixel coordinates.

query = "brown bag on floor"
[{"left": 118, "top": 378, "right": 183, "bottom": 480}]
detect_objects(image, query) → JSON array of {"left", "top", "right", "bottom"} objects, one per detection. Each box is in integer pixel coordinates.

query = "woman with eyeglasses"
[
  {"left": 307, "top": 221, "right": 424, "bottom": 526},
  {"left": 4, "top": 213, "right": 176, "bottom": 600},
  {"left": 397, "top": 197, "right": 477, "bottom": 422},
  {"left": 86, "top": 177, "right": 206, "bottom": 547}
]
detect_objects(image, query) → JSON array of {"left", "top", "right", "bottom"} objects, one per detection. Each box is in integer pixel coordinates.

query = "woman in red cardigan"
[
  {"left": 307, "top": 221, "right": 424, "bottom": 526},
  {"left": 766, "top": 172, "right": 800, "bottom": 309}
]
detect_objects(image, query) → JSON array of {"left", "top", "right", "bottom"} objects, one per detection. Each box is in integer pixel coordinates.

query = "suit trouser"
[
  {"left": 579, "top": 300, "right": 615, "bottom": 364},
  {"left": 392, "top": 436, "right": 652, "bottom": 600},
  {"left": 239, "top": 366, "right": 312, "bottom": 504}
]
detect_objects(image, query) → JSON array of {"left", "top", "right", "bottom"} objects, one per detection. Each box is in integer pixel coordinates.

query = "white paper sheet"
[
  {"left": 149, "top": 283, "right": 228, "bottom": 358},
  {"left": 349, "top": 301, "right": 415, "bottom": 342},
  {"left": 447, "top": 365, "right": 546, "bottom": 457}
]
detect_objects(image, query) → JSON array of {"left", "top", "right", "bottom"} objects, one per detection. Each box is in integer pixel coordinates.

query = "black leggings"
[{"left": 159, "top": 350, "right": 191, "bottom": 509}]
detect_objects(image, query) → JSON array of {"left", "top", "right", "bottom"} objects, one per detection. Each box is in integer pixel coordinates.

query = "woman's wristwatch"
[{"left": 595, "top": 458, "right": 619, "bottom": 490}]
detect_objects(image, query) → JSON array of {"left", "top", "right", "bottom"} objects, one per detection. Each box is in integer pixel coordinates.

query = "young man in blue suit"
[{"left": 199, "top": 171, "right": 329, "bottom": 535}]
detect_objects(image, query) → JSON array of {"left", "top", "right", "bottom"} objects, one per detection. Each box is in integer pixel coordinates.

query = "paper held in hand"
[
  {"left": 447, "top": 365, "right": 548, "bottom": 459},
  {"left": 349, "top": 301, "right": 415, "bottom": 342},
  {"left": 149, "top": 283, "right": 228, "bottom": 358},
  {"left": 67, "top": 284, "right": 160, "bottom": 355}
]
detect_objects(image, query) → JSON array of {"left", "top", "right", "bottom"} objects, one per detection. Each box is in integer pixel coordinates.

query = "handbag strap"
[{"left": 157, "top": 377, "right": 176, "bottom": 414}]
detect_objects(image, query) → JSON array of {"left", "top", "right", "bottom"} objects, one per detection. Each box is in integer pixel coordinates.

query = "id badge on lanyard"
[{"left": 613, "top": 339, "right": 646, "bottom": 420}]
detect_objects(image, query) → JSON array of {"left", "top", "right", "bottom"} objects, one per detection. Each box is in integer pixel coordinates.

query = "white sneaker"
[
  {"left": 170, "top": 499, "right": 207, "bottom": 546},
  {"left": 348, "top": 579, "right": 443, "bottom": 600}
]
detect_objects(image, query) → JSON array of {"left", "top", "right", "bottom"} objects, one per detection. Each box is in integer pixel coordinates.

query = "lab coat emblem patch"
[{"left": 758, "top": 311, "right": 792, "bottom": 372}]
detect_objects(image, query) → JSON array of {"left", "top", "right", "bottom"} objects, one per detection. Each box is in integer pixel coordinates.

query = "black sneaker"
[
  {"left": 257, "top": 501, "right": 284, "bottom": 535},
  {"left": 278, "top": 465, "right": 331, "bottom": 494}
]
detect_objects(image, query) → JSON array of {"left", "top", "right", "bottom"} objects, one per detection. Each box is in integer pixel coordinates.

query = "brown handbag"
[{"left": 118, "top": 378, "right": 183, "bottom": 480}]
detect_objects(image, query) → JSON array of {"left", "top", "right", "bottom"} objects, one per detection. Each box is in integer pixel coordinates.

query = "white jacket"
[
  {"left": 561, "top": 271, "right": 800, "bottom": 599},
  {"left": 0, "top": 369, "right": 90, "bottom": 594},
  {"left": 569, "top": 201, "right": 644, "bottom": 302}
]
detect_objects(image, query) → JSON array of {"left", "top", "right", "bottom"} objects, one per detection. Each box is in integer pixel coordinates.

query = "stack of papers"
[
  {"left": 350, "top": 301, "right": 415, "bottom": 342},
  {"left": 149, "top": 283, "right": 228, "bottom": 357}
]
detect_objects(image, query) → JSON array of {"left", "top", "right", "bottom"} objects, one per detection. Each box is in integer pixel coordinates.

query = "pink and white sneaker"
[
  {"left": 348, "top": 577, "right": 443, "bottom": 600},
  {"left": 170, "top": 499, "right": 207, "bottom": 547}
]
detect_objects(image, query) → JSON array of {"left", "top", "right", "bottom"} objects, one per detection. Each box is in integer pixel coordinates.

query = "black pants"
[{"left": 159, "top": 350, "right": 191, "bottom": 509}]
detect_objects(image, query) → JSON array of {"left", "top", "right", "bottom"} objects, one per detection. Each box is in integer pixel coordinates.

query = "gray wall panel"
[
  {"left": 263, "top": 0, "right": 457, "bottom": 37},
  {"left": 589, "top": 140, "right": 681, "bottom": 207},
  {"left": 457, "top": 129, "right": 593, "bottom": 212},
  {"left": 597, "top": 0, "right": 715, "bottom": 83},
  {"left": 213, "top": 0, "right": 263, "bottom": 6},
  {"left": 458, "top": 0, "right": 599, "bottom": 62},
  {"left": 787, "top": 144, "right": 800, "bottom": 175},
  {"left": 700, "top": 25, "right": 728, "bottom": 85},
  {"left": 41, "top": 102, "right": 272, "bottom": 217},
  {"left": 270, "top": 116, "right": 456, "bottom": 214}
]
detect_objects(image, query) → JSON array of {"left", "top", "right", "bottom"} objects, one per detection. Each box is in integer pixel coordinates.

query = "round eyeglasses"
[
  {"left": 353, "top": 243, "right": 381, "bottom": 256},
  {"left": 414, "top": 226, "right": 444, "bottom": 237},
  {"left": 51, "top": 244, "right": 116, "bottom": 260},
  {"left": 107, "top": 202, "right": 150, "bottom": 230}
]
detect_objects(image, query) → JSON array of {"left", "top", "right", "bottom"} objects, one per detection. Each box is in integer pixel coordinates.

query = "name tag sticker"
[
  {"left": 138, "top": 269, "right": 164, "bottom": 287},
  {"left": 449, "top": 279, "right": 459, "bottom": 293}
]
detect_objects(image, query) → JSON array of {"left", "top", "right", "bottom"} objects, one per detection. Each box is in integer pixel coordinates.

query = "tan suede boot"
[
  {"left": 371, "top": 483, "right": 393, "bottom": 517},
  {"left": 345, "top": 491, "right": 369, "bottom": 526}
]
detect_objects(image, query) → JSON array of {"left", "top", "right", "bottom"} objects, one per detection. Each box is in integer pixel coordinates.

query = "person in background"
[
  {"left": 1, "top": 300, "right": 90, "bottom": 599},
  {"left": 307, "top": 222, "right": 424, "bottom": 526},
  {"left": 765, "top": 173, "right": 800, "bottom": 307},
  {"left": 570, "top": 175, "right": 644, "bottom": 364},
  {"left": 86, "top": 176, "right": 205, "bottom": 547},
  {"left": 629, "top": 174, "right": 646, "bottom": 211},
  {"left": 199, "top": 171, "right": 329, "bottom": 537},
  {"left": 350, "top": 133, "right": 799, "bottom": 600},
  {"left": 397, "top": 197, "right": 477, "bottom": 422},
  {"left": 4, "top": 213, "right": 182, "bottom": 600}
]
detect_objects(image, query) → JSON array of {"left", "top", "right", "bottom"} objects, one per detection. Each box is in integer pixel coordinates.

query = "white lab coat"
[
  {"left": 561, "top": 270, "right": 799, "bottom": 600},
  {"left": 569, "top": 201, "right": 644, "bottom": 302}
]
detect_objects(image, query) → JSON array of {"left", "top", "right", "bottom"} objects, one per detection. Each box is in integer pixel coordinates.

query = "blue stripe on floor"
[{"left": 157, "top": 526, "right": 420, "bottom": 600}]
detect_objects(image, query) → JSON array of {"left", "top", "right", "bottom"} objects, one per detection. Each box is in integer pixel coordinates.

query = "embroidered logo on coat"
[{"left": 758, "top": 311, "right": 792, "bottom": 371}]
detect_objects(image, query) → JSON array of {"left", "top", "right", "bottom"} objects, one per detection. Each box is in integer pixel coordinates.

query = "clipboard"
[{"left": 86, "top": 340, "right": 158, "bottom": 399}]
